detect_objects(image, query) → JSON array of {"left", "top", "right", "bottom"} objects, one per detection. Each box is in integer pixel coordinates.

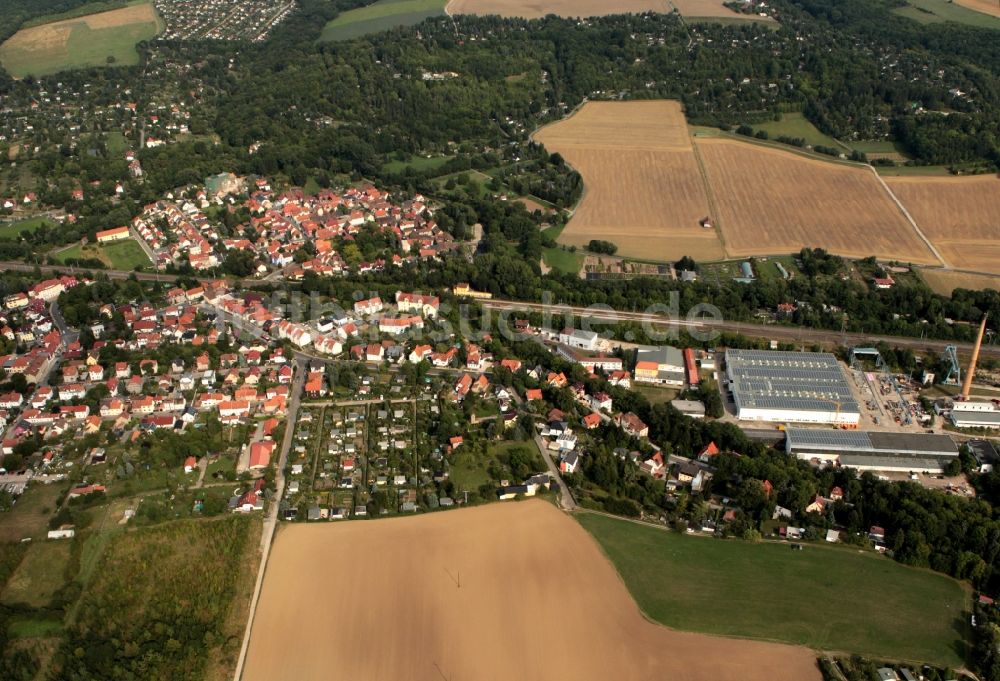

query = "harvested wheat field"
[
  {"left": 922, "top": 269, "right": 1000, "bottom": 295},
  {"left": 0, "top": 3, "right": 162, "bottom": 77},
  {"left": 534, "top": 101, "right": 723, "bottom": 261},
  {"left": 887, "top": 175, "right": 1000, "bottom": 274},
  {"left": 243, "top": 501, "right": 820, "bottom": 681},
  {"left": 447, "top": 0, "right": 671, "bottom": 18},
  {"left": 695, "top": 138, "right": 941, "bottom": 264},
  {"left": 670, "top": 0, "right": 775, "bottom": 20},
  {"left": 954, "top": 0, "right": 1000, "bottom": 17}
]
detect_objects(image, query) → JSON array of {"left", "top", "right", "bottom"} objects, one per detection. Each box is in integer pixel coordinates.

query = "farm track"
[
  {"left": 868, "top": 167, "right": 947, "bottom": 267},
  {"left": 690, "top": 139, "right": 728, "bottom": 254}
]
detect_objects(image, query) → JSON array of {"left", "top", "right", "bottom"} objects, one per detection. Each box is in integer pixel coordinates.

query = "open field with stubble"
[
  {"left": 533, "top": 99, "right": 997, "bottom": 275},
  {"left": 670, "top": 0, "right": 775, "bottom": 21},
  {"left": 243, "top": 501, "right": 821, "bottom": 681},
  {"left": 886, "top": 174, "right": 1000, "bottom": 274},
  {"left": 446, "top": 0, "right": 671, "bottom": 18},
  {"left": 533, "top": 101, "right": 724, "bottom": 262},
  {"left": 954, "top": 0, "right": 1000, "bottom": 18},
  {"left": 922, "top": 269, "right": 1000, "bottom": 295},
  {"left": 447, "top": 0, "right": 768, "bottom": 21},
  {"left": 579, "top": 513, "right": 969, "bottom": 667},
  {"left": 694, "top": 138, "right": 941, "bottom": 264},
  {"left": 0, "top": 2, "right": 162, "bottom": 77}
]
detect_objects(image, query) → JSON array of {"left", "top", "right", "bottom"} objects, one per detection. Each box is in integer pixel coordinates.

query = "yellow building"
[{"left": 452, "top": 283, "right": 493, "bottom": 300}]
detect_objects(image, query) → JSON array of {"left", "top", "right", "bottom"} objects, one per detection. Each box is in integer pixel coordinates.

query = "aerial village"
[
  {"left": 131, "top": 174, "right": 456, "bottom": 273},
  {"left": 0, "top": 172, "right": 997, "bottom": 554}
]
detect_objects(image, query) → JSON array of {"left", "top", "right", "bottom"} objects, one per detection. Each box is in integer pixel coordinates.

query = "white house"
[{"left": 559, "top": 328, "right": 599, "bottom": 351}]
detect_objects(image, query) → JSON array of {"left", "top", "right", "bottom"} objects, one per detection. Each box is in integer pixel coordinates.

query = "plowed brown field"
[
  {"left": 534, "top": 101, "right": 723, "bottom": 261},
  {"left": 695, "top": 138, "right": 940, "bottom": 264},
  {"left": 242, "top": 501, "right": 821, "bottom": 681},
  {"left": 886, "top": 175, "right": 1000, "bottom": 274}
]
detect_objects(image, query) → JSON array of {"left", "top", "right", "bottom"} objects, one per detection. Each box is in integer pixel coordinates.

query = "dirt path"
[
  {"left": 869, "top": 166, "right": 948, "bottom": 267},
  {"left": 232, "top": 357, "right": 305, "bottom": 681}
]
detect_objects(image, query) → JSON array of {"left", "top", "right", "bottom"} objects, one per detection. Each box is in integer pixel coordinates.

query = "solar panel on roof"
[
  {"left": 786, "top": 428, "right": 872, "bottom": 448},
  {"left": 726, "top": 349, "right": 860, "bottom": 416}
]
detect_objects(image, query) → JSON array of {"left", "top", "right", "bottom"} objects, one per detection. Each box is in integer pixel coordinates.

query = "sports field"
[
  {"left": 0, "top": 2, "right": 162, "bottom": 78},
  {"left": 533, "top": 101, "right": 724, "bottom": 262},
  {"left": 57, "top": 238, "right": 150, "bottom": 269},
  {"left": 695, "top": 138, "right": 940, "bottom": 264},
  {"left": 885, "top": 175, "right": 1000, "bottom": 274},
  {"left": 243, "top": 501, "right": 821, "bottom": 681},
  {"left": 320, "top": 0, "right": 447, "bottom": 42},
  {"left": 579, "top": 513, "right": 968, "bottom": 666}
]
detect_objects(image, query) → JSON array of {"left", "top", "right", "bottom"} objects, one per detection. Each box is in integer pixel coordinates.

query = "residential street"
[
  {"left": 533, "top": 433, "right": 577, "bottom": 511},
  {"left": 231, "top": 354, "right": 306, "bottom": 681}
]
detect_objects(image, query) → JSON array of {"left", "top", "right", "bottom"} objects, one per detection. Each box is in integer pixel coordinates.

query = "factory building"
[
  {"left": 785, "top": 428, "right": 959, "bottom": 473},
  {"left": 724, "top": 349, "right": 861, "bottom": 426},
  {"left": 949, "top": 401, "right": 1000, "bottom": 430}
]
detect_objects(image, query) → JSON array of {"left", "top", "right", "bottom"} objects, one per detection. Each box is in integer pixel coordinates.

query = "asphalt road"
[{"left": 533, "top": 433, "right": 577, "bottom": 511}]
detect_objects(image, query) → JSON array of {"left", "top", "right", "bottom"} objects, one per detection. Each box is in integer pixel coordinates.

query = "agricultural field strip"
[
  {"left": 0, "top": 2, "right": 162, "bottom": 77},
  {"left": 533, "top": 101, "right": 724, "bottom": 261},
  {"left": 885, "top": 175, "right": 1000, "bottom": 276},
  {"left": 695, "top": 137, "right": 941, "bottom": 265},
  {"left": 242, "top": 501, "right": 820, "bottom": 681},
  {"left": 446, "top": 0, "right": 673, "bottom": 19},
  {"left": 868, "top": 167, "right": 947, "bottom": 267}
]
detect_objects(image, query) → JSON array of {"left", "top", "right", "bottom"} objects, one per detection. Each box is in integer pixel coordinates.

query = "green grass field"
[
  {"left": 0, "top": 483, "right": 67, "bottom": 543},
  {"left": 542, "top": 246, "right": 583, "bottom": 275},
  {"left": 104, "top": 130, "right": 130, "bottom": 156},
  {"left": 1, "top": 541, "right": 72, "bottom": 608},
  {"left": 579, "top": 513, "right": 968, "bottom": 666},
  {"left": 383, "top": 154, "right": 454, "bottom": 174},
  {"left": 57, "top": 238, "right": 150, "bottom": 269},
  {"left": 634, "top": 385, "right": 679, "bottom": 405},
  {"left": 750, "top": 113, "right": 844, "bottom": 149},
  {"left": 320, "top": 0, "right": 447, "bottom": 42},
  {"left": 893, "top": 0, "right": 1000, "bottom": 29},
  {"left": 0, "top": 216, "right": 57, "bottom": 239},
  {"left": 851, "top": 140, "right": 909, "bottom": 155},
  {"left": 754, "top": 255, "right": 800, "bottom": 281},
  {"left": 0, "top": 1, "right": 163, "bottom": 78},
  {"left": 23, "top": 0, "right": 133, "bottom": 27},
  {"left": 875, "top": 164, "right": 955, "bottom": 176},
  {"left": 448, "top": 441, "right": 545, "bottom": 494}
]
